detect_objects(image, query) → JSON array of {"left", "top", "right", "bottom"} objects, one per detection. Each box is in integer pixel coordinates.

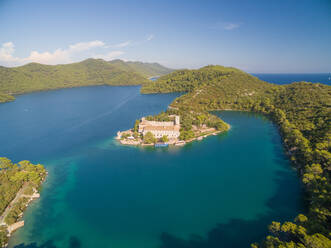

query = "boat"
[{"left": 155, "top": 143, "right": 169, "bottom": 147}]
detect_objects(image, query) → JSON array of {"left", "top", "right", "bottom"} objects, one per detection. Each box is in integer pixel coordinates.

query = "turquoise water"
[{"left": 0, "top": 86, "right": 303, "bottom": 248}]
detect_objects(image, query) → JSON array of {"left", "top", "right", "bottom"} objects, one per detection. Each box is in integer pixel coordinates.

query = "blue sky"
[{"left": 0, "top": 0, "right": 330, "bottom": 72}]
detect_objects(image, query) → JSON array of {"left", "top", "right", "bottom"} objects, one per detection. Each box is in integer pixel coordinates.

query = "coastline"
[
  {"left": 0, "top": 173, "right": 47, "bottom": 248},
  {"left": 116, "top": 124, "right": 230, "bottom": 147}
]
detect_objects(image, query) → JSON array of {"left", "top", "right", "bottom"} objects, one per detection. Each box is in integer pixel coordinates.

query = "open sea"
[{"left": 252, "top": 73, "right": 331, "bottom": 85}]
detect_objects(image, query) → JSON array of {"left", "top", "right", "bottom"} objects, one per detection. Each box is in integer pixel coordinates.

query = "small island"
[
  {"left": 0, "top": 158, "right": 47, "bottom": 248},
  {"left": 116, "top": 109, "right": 230, "bottom": 147}
]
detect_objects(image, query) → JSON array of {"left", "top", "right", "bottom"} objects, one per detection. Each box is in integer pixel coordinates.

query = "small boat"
[{"left": 155, "top": 143, "right": 168, "bottom": 147}]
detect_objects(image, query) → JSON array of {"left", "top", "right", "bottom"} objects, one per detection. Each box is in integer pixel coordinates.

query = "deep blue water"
[
  {"left": 0, "top": 86, "right": 303, "bottom": 248},
  {"left": 252, "top": 73, "right": 331, "bottom": 85}
]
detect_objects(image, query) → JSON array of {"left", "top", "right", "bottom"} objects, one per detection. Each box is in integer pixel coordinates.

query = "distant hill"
[
  {"left": 0, "top": 58, "right": 155, "bottom": 101},
  {"left": 0, "top": 58, "right": 174, "bottom": 102},
  {"left": 141, "top": 65, "right": 273, "bottom": 94},
  {"left": 109, "top": 59, "right": 173, "bottom": 78}
]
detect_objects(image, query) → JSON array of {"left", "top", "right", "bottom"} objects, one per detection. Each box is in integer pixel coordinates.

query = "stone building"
[{"left": 138, "top": 116, "right": 180, "bottom": 139}]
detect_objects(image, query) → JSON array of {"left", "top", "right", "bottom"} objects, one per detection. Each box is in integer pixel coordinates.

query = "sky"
[{"left": 0, "top": 0, "right": 330, "bottom": 73}]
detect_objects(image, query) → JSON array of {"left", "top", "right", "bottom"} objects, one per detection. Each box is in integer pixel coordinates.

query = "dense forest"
[
  {"left": 109, "top": 59, "right": 173, "bottom": 78},
  {"left": 0, "top": 58, "right": 172, "bottom": 103},
  {"left": 141, "top": 66, "right": 331, "bottom": 247},
  {"left": 0, "top": 158, "right": 47, "bottom": 247}
]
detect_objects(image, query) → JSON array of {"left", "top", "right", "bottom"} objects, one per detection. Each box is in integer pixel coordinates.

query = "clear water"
[
  {"left": 0, "top": 86, "right": 303, "bottom": 248},
  {"left": 252, "top": 73, "right": 331, "bottom": 85}
]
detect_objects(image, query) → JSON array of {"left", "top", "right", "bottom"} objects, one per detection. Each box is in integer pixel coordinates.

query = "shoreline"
[
  {"left": 116, "top": 126, "right": 230, "bottom": 148},
  {"left": 0, "top": 174, "right": 47, "bottom": 248}
]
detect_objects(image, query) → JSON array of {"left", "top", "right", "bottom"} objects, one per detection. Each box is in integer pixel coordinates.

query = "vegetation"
[
  {"left": 0, "top": 157, "right": 47, "bottom": 246},
  {"left": 0, "top": 59, "right": 149, "bottom": 99},
  {"left": 140, "top": 65, "right": 331, "bottom": 247},
  {"left": 144, "top": 108, "right": 229, "bottom": 141},
  {"left": 0, "top": 226, "right": 7, "bottom": 248},
  {"left": 143, "top": 131, "right": 156, "bottom": 144},
  {"left": 0, "top": 91, "right": 15, "bottom": 102},
  {"left": 0, "top": 58, "right": 173, "bottom": 103},
  {"left": 161, "top": 135, "right": 169, "bottom": 143},
  {"left": 5, "top": 197, "right": 29, "bottom": 225},
  {"left": 109, "top": 59, "right": 173, "bottom": 78}
]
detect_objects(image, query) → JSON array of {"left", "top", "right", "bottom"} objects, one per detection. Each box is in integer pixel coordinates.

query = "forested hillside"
[
  {"left": 0, "top": 158, "right": 47, "bottom": 247},
  {"left": 0, "top": 59, "right": 149, "bottom": 98},
  {"left": 141, "top": 65, "right": 331, "bottom": 247},
  {"left": 0, "top": 58, "right": 173, "bottom": 103},
  {"left": 109, "top": 59, "right": 173, "bottom": 78}
]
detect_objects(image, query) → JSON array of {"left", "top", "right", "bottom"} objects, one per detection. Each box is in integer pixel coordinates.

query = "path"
[{"left": 0, "top": 183, "right": 29, "bottom": 226}]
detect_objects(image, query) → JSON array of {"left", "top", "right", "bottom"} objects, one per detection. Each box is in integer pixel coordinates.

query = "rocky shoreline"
[
  {"left": 0, "top": 174, "right": 47, "bottom": 248},
  {"left": 116, "top": 127, "right": 225, "bottom": 147}
]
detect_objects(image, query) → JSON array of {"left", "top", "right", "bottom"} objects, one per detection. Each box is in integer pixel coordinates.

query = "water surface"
[
  {"left": 252, "top": 73, "right": 330, "bottom": 85},
  {"left": 0, "top": 86, "right": 303, "bottom": 248}
]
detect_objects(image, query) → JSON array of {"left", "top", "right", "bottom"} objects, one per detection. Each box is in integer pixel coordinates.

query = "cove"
[{"left": 0, "top": 86, "right": 303, "bottom": 248}]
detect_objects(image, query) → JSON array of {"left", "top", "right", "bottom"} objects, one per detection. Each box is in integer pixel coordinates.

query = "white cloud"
[
  {"left": 146, "top": 34, "right": 155, "bottom": 41},
  {"left": 210, "top": 22, "right": 242, "bottom": 31},
  {"left": 0, "top": 42, "right": 21, "bottom": 64},
  {"left": 69, "top": 40, "right": 105, "bottom": 52},
  {"left": 113, "top": 41, "right": 131, "bottom": 48},
  {"left": 223, "top": 23, "right": 240, "bottom": 30},
  {"left": 0, "top": 40, "right": 124, "bottom": 67},
  {"left": 26, "top": 49, "right": 70, "bottom": 65}
]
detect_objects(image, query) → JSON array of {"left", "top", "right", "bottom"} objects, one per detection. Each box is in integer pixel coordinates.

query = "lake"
[{"left": 0, "top": 86, "right": 303, "bottom": 248}]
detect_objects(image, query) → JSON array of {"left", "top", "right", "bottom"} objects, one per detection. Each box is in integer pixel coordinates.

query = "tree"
[
  {"left": 133, "top": 120, "right": 140, "bottom": 132},
  {"left": 0, "top": 226, "right": 8, "bottom": 247},
  {"left": 161, "top": 135, "right": 169, "bottom": 143},
  {"left": 179, "top": 130, "right": 195, "bottom": 141},
  {"left": 0, "top": 157, "right": 13, "bottom": 169},
  {"left": 143, "top": 132, "right": 156, "bottom": 144}
]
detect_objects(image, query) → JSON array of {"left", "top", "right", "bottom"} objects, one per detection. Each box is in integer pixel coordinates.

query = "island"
[
  {"left": 116, "top": 110, "right": 229, "bottom": 147},
  {"left": 0, "top": 158, "right": 47, "bottom": 248}
]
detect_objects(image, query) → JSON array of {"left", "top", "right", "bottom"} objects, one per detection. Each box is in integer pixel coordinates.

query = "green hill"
[
  {"left": 109, "top": 59, "right": 173, "bottom": 78},
  {"left": 141, "top": 65, "right": 274, "bottom": 94},
  {"left": 141, "top": 65, "right": 331, "bottom": 247},
  {"left": 0, "top": 59, "right": 150, "bottom": 97},
  {"left": 0, "top": 58, "right": 173, "bottom": 103}
]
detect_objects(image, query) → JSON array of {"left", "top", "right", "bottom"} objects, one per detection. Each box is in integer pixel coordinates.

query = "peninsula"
[
  {"left": 117, "top": 111, "right": 229, "bottom": 147},
  {"left": 0, "top": 158, "right": 47, "bottom": 248}
]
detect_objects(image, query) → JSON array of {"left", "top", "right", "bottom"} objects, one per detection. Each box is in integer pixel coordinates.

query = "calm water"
[
  {"left": 252, "top": 73, "right": 331, "bottom": 85},
  {"left": 0, "top": 86, "right": 303, "bottom": 248}
]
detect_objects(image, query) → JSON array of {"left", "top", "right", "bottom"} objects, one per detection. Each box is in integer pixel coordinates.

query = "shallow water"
[{"left": 0, "top": 86, "right": 303, "bottom": 248}]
